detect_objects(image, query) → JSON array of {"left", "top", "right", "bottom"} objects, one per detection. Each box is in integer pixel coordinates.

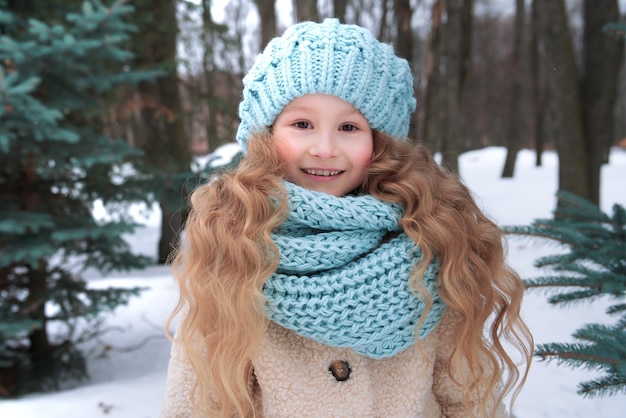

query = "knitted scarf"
[{"left": 263, "top": 182, "right": 446, "bottom": 359}]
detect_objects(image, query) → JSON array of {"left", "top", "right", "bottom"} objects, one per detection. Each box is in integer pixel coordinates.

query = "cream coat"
[{"left": 160, "top": 311, "right": 507, "bottom": 417}]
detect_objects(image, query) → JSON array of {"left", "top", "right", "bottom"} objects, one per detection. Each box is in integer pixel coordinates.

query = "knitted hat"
[{"left": 236, "top": 18, "right": 416, "bottom": 150}]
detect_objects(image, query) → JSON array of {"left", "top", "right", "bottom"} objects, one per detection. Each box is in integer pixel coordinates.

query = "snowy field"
[{"left": 1, "top": 146, "right": 625, "bottom": 417}]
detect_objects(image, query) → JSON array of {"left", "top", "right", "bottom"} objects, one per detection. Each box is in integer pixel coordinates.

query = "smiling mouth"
[{"left": 302, "top": 169, "right": 343, "bottom": 177}]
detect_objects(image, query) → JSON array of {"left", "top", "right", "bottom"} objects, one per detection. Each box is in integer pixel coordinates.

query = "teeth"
[{"left": 304, "top": 169, "right": 341, "bottom": 176}]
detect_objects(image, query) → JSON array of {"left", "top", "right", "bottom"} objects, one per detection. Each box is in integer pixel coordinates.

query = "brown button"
[{"left": 329, "top": 360, "right": 351, "bottom": 381}]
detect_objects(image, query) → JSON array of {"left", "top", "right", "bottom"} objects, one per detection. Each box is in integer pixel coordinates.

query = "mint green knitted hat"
[{"left": 236, "top": 18, "right": 416, "bottom": 150}]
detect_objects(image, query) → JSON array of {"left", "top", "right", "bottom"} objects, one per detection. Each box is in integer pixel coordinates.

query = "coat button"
[{"left": 329, "top": 360, "right": 351, "bottom": 382}]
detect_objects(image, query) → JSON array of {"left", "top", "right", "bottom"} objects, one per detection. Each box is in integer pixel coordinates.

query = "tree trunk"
[
  {"left": 501, "top": 0, "right": 525, "bottom": 178},
  {"left": 132, "top": 0, "right": 190, "bottom": 264},
  {"left": 377, "top": 0, "right": 391, "bottom": 41},
  {"left": 294, "top": 0, "right": 319, "bottom": 22},
  {"left": 421, "top": 0, "right": 444, "bottom": 150},
  {"left": 582, "top": 0, "right": 624, "bottom": 205},
  {"left": 254, "top": 0, "right": 277, "bottom": 51},
  {"left": 530, "top": 0, "right": 544, "bottom": 167},
  {"left": 441, "top": 0, "right": 473, "bottom": 173},
  {"left": 22, "top": 153, "right": 51, "bottom": 382},
  {"left": 393, "top": 0, "right": 416, "bottom": 139},
  {"left": 333, "top": 0, "right": 348, "bottom": 22},
  {"left": 441, "top": 1, "right": 461, "bottom": 172},
  {"left": 201, "top": 0, "right": 216, "bottom": 147},
  {"left": 27, "top": 261, "right": 51, "bottom": 384},
  {"left": 537, "top": 0, "right": 589, "bottom": 200},
  {"left": 459, "top": 0, "right": 474, "bottom": 91}
]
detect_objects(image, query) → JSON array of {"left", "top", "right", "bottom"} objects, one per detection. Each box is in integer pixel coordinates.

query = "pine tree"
[
  {"left": 506, "top": 190, "right": 626, "bottom": 397},
  {"left": 0, "top": 0, "right": 157, "bottom": 396}
]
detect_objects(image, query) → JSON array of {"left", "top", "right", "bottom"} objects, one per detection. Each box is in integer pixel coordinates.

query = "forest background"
[
  {"left": 151, "top": 0, "right": 626, "bottom": 264},
  {"left": 0, "top": 0, "right": 624, "bottom": 402}
]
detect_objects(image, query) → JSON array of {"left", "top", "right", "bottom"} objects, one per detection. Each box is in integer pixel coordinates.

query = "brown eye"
[
  {"left": 294, "top": 121, "right": 312, "bottom": 129},
  {"left": 340, "top": 124, "right": 357, "bottom": 132}
]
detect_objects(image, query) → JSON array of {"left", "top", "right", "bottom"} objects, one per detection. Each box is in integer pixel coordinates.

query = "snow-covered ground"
[{"left": 1, "top": 146, "right": 625, "bottom": 417}]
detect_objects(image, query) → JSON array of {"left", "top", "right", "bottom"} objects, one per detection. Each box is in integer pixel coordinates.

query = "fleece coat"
[{"left": 160, "top": 309, "right": 507, "bottom": 418}]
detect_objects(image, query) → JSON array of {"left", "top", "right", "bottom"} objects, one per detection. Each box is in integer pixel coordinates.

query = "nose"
[{"left": 310, "top": 129, "right": 338, "bottom": 158}]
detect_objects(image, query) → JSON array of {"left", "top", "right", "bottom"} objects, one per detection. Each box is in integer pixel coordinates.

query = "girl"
[{"left": 161, "top": 18, "right": 533, "bottom": 418}]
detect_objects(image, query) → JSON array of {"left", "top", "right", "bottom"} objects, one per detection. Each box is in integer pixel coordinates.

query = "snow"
[{"left": 1, "top": 146, "right": 625, "bottom": 418}]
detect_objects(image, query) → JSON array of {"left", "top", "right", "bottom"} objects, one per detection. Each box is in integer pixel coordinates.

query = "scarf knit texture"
[{"left": 263, "top": 182, "right": 446, "bottom": 359}]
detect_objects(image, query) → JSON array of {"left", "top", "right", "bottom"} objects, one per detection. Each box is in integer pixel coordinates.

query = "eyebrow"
[{"left": 281, "top": 106, "right": 364, "bottom": 118}]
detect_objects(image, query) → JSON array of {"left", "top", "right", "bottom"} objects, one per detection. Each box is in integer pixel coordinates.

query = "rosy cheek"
[
  {"left": 275, "top": 140, "right": 294, "bottom": 161},
  {"left": 356, "top": 145, "right": 374, "bottom": 164}
]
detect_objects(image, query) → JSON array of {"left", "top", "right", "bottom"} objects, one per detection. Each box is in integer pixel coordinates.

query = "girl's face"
[{"left": 272, "top": 94, "right": 374, "bottom": 197}]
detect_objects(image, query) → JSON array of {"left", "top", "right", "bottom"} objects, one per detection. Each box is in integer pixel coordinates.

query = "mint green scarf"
[{"left": 263, "top": 182, "right": 445, "bottom": 359}]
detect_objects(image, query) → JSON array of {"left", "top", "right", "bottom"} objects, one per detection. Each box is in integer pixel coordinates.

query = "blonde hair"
[
  {"left": 365, "top": 132, "right": 532, "bottom": 416},
  {"left": 167, "top": 131, "right": 533, "bottom": 417}
]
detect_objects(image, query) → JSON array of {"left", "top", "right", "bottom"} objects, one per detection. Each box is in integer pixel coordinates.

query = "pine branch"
[
  {"left": 578, "top": 375, "right": 626, "bottom": 398},
  {"left": 507, "top": 190, "right": 626, "bottom": 398},
  {"left": 607, "top": 304, "right": 626, "bottom": 316}
]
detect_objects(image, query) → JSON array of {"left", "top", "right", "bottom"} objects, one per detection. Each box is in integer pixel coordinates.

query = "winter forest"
[{"left": 1, "top": 0, "right": 625, "bottom": 416}]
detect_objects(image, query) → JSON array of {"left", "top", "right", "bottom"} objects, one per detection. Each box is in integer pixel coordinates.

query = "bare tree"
[
  {"left": 393, "top": 0, "right": 415, "bottom": 139},
  {"left": 393, "top": 0, "right": 413, "bottom": 68},
  {"left": 201, "top": 0, "right": 219, "bottom": 150},
  {"left": 377, "top": 0, "right": 392, "bottom": 41},
  {"left": 131, "top": 0, "right": 190, "bottom": 264},
  {"left": 333, "top": 0, "right": 349, "bottom": 22},
  {"left": 441, "top": 0, "right": 461, "bottom": 171},
  {"left": 253, "top": 0, "right": 278, "bottom": 50},
  {"left": 420, "top": 0, "right": 444, "bottom": 150},
  {"left": 535, "top": 0, "right": 623, "bottom": 204},
  {"left": 196, "top": 0, "right": 244, "bottom": 152},
  {"left": 582, "top": 0, "right": 624, "bottom": 204},
  {"left": 501, "top": 0, "right": 525, "bottom": 178},
  {"left": 536, "top": 0, "right": 589, "bottom": 200},
  {"left": 529, "top": 0, "right": 545, "bottom": 167},
  {"left": 294, "top": 0, "right": 319, "bottom": 21},
  {"left": 440, "top": 0, "right": 474, "bottom": 173}
]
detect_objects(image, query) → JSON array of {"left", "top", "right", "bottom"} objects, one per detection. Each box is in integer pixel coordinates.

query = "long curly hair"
[{"left": 167, "top": 130, "right": 533, "bottom": 417}]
